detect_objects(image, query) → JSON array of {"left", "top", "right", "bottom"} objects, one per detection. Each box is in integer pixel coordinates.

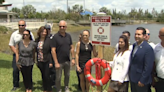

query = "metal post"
[
  {"left": 23, "top": 0, "right": 25, "bottom": 6},
  {"left": 67, "top": 0, "right": 68, "bottom": 13}
]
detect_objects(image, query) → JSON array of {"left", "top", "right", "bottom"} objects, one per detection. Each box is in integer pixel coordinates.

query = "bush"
[{"left": 0, "top": 26, "right": 8, "bottom": 34}]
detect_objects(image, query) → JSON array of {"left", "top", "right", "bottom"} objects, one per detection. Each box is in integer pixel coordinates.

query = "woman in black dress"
[
  {"left": 35, "top": 26, "right": 53, "bottom": 92},
  {"left": 75, "top": 30, "right": 98, "bottom": 92}
]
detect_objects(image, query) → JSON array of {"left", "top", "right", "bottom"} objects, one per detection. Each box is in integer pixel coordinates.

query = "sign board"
[{"left": 91, "top": 16, "right": 111, "bottom": 45}]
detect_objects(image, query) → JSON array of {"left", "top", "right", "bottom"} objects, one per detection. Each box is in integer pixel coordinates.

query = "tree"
[
  {"left": 128, "top": 8, "right": 137, "bottom": 19},
  {"left": 99, "top": 7, "right": 112, "bottom": 15},
  {"left": 99, "top": 7, "right": 108, "bottom": 13},
  {"left": 21, "top": 4, "right": 36, "bottom": 18},
  {"left": 10, "top": 7, "right": 21, "bottom": 17},
  {"left": 72, "top": 4, "right": 83, "bottom": 14},
  {"left": 35, "top": 12, "right": 42, "bottom": 18}
]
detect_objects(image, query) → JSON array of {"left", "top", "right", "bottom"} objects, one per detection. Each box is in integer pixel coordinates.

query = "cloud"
[{"left": 5, "top": 0, "right": 164, "bottom": 13}]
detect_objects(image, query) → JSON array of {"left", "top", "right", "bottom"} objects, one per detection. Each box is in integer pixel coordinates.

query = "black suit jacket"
[{"left": 35, "top": 37, "right": 52, "bottom": 63}]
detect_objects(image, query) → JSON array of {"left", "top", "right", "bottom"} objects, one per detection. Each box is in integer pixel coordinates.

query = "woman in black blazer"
[{"left": 35, "top": 26, "right": 52, "bottom": 92}]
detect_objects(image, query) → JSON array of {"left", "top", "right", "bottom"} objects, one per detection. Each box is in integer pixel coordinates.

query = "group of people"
[
  {"left": 108, "top": 27, "right": 164, "bottom": 92},
  {"left": 8, "top": 19, "right": 164, "bottom": 92},
  {"left": 9, "top": 19, "right": 97, "bottom": 92}
]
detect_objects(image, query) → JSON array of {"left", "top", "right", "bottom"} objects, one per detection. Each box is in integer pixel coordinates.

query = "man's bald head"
[
  {"left": 159, "top": 27, "right": 164, "bottom": 41},
  {"left": 58, "top": 20, "right": 67, "bottom": 32}
]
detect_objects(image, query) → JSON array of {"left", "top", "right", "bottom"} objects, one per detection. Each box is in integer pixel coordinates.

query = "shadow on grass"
[
  {"left": 70, "top": 84, "right": 80, "bottom": 92},
  {"left": 17, "top": 81, "right": 43, "bottom": 91},
  {"left": 0, "top": 59, "right": 12, "bottom": 69},
  {"left": 33, "top": 80, "right": 42, "bottom": 91}
]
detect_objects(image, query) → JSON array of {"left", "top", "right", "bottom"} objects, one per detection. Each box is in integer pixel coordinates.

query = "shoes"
[
  {"left": 11, "top": 87, "right": 18, "bottom": 91},
  {"left": 52, "top": 85, "right": 56, "bottom": 88},
  {"left": 58, "top": 89, "right": 62, "bottom": 92},
  {"left": 65, "top": 86, "right": 69, "bottom": 92}
]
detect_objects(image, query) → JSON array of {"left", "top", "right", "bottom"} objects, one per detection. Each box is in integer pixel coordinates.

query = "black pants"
[
  {"left": 130, "top": 81, "right": 148, "bottom": 92},
  {"left": 12, "top": 54, "right": 19, "bottom": 87},
  {"left": 50, "top": 61, "right": 56, "bottom": 86},
  {"left": 76, "top": 70, "right": 81, "bottom": 89},
  {"left": 155, "top": 77, "right": 164, "bottom": 92},
  {"left": 148, "top": 84, "right": 152, "bottom": 92},
  {"left": 38, "top": 62, "right": 52, "bottom": 91},
  {"left": 20, "top": 65, "right": 33, "bottom": 90}
]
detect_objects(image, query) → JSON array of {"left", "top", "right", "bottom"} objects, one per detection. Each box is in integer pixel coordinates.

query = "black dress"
[{"left": 78, "top": 41, "right": 93, "bottom": 74}]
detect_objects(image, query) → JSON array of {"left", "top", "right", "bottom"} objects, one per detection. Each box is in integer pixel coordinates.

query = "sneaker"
[
  {"left": 59, "top": 89, "right": 62, "bottom": 92},
  {"left": 65, "top": 86, "right": 69, "bottom": 92},
  {"left": 52, "top": 85, "right": 56, "bottom": 88}
]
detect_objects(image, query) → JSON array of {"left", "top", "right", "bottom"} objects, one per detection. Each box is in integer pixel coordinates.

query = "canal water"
[{"left": 69, "top": 23, "right": 164, "bottom": 46}]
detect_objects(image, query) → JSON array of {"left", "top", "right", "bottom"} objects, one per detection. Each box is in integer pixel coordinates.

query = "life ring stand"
[{"left": 84, "top": 58, "right": 111, "bottom": 86}]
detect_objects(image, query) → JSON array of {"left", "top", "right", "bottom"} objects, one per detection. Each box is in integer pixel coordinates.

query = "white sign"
[{"left": 91, "top": 16, "right": 111, "bottom": 45}]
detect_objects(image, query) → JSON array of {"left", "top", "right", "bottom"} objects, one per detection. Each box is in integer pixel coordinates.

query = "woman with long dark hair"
[
  {"left": 35, "top": 26, "right": 52, "bottom": 92},
  {"left": 16, "top": 29, "right": 36, "bottom": 92},
  {"left": 76, "top": 30, "right": 98, "bottom": 92},
  {"left": 108, "top": 35, "right": 131, "bottom": 92}
]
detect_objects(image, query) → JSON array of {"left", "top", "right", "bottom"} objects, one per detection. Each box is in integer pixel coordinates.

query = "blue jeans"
[{"left": 12, "top": 54, "right": 19, "bottom": 87}]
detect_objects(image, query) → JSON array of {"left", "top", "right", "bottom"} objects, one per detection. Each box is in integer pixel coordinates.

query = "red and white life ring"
[{"left": 84, "top": 58, "right": 111, "bottom": 86}]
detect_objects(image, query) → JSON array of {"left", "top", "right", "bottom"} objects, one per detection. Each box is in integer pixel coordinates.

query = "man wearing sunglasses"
[
  {"left": 145, "top": 29, "right": 156, "bottom": 49},
  {"left": 51, "top": 20, "right": 75, "bottom": 92},
  {"left": 9, "top": 20, "right": 34, "bottom": 91}
]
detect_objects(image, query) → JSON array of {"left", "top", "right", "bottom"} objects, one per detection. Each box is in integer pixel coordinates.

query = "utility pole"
[
  {"left": 67, "top": 0, "right": 68, "bottom": 13},
  {"left": 84, "top": 0, "right": 85, "bottom": 12},
  {"left": 23, "top": 0, "right": 25, "bottom": 6}
]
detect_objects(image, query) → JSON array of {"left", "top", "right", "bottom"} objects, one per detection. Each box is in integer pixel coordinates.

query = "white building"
[{"left": 0, "top": 2, "right": 16, "bottom": 22}]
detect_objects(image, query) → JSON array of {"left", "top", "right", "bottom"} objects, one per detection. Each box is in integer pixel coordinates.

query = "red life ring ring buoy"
[{"left": 84, "top": 58, "right": 111, "bottom": 86}]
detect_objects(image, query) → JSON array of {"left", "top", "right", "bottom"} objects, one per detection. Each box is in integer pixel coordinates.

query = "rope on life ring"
[{"left": 84, "top": 58, "right": 111, "bottom": 86}]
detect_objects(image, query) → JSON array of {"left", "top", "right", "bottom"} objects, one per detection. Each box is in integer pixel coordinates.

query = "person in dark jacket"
[{"left": 35, "top": 26, "right": 53, "bottom": 92}]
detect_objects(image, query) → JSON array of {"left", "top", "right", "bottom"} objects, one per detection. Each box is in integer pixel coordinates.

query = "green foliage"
[
  {"left": 9, "top": 4, "right": 164, "bottom": 23},
  {"left": 0, "top": 26, "right": 8, "bottom": 34},
  {"left": 65, "top": 13, "right": 80, "bottom": 22},
  {"left": 21, "top": 4, "right": 36, "bottom": 18}
]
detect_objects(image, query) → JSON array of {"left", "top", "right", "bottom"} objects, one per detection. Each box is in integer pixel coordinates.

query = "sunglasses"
[
  {"left": 83, "top": 35, "right": 89, "bottom": 37},
  {"left": 23, "top": 34, "right": 29, "bottom": 36},
  {"left": 19, "top": 25, "right": 25, "bottom": 27},
  {"left": 147, "top": 33, "right": 150, "bottom": 36},
  {"left": 59, "top": 26, "right": 66, "bottom": 28}
]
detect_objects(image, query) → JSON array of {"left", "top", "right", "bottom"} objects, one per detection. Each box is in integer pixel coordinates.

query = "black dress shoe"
[{"left": 11, "top": 87, "right": 18, "bottom": 91}]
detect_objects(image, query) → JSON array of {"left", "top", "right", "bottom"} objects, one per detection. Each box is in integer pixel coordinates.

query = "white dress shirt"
[
  {"left": 154, "top": 43, "right": 164, "bottom": 79},
  {"left": 9, "top": 30, "right": 35, "bottom": 47},
  {"left": 111, "top": 50, "right": 131, "bottom": 83}
]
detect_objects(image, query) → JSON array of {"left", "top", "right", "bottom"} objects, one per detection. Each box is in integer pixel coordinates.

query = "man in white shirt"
[
  {"left": 9, "top": 20, "right": 34, "bottom": 91},
  {"left": 145, "top": 29, "right": 156, "bottom": 49},
  {"left": 154, "top": 27, "right": 164, "bottom": 92}
]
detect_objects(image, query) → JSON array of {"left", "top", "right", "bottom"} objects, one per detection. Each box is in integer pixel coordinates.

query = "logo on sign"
[{"left": 97, "top": 27, "right": 104, "bottom": 34}]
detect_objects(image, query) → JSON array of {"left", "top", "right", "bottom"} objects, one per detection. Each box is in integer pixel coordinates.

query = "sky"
[{"left": 5, "top": 0, "right": 164, "bottom": 13}]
